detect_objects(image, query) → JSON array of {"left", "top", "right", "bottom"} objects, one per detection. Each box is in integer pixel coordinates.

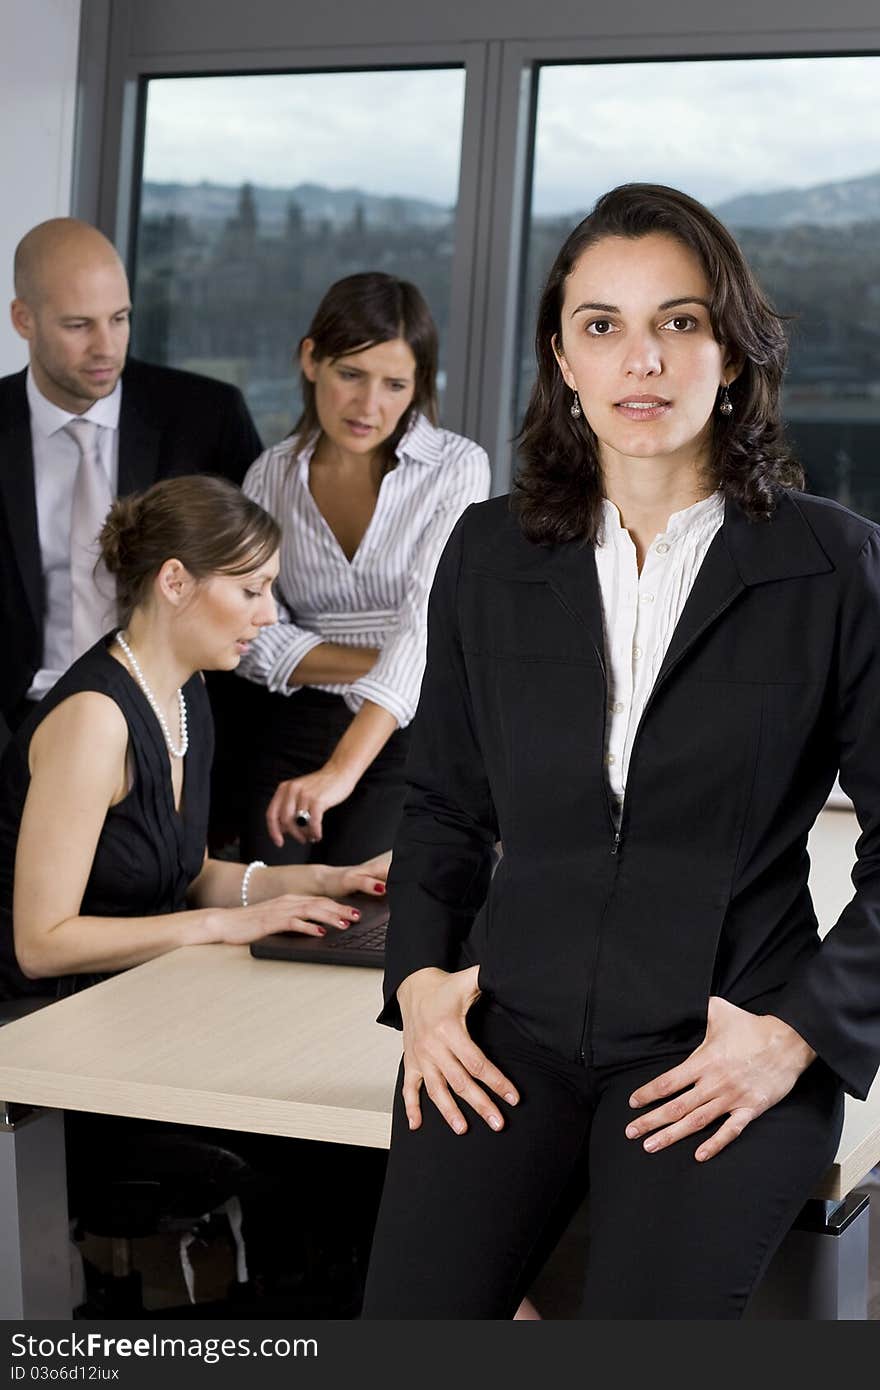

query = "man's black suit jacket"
[{"left": 0, "top": 358, "right": 262, "bottom": 723}]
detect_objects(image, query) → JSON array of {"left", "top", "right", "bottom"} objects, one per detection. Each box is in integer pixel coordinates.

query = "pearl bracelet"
[{"left": 240, "top": 859, "right": 266, "bottom": 908}]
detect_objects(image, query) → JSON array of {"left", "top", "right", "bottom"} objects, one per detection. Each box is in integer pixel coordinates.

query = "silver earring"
[
  {"left": 719, "top": 385, "right": 733, "bottom": 417},
  {"left": 570, "top": 390, "right": 582, "bottom": 420}
]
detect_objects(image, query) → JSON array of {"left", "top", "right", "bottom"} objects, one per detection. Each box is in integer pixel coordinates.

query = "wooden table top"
[{"left": 0, "top": 944, "right": 401, "bottom": 1148}]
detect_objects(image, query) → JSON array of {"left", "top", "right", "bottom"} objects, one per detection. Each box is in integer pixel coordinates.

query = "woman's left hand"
[
  {"left": 265, "top": 763, "right": 358, "bottom": 847},
  {"left": 624, "top": 997, "right": 817, "bottom": 1162}
]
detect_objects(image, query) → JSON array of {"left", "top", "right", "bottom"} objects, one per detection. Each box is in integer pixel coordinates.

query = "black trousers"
[
  {"left": 361, "top": 1004, "right": 844, "bottom": 1319},
  {"left": 231, "top": 680, "right": 410, "bottom": 867}
]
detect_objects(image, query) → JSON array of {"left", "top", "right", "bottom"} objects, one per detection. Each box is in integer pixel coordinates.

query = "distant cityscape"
[
  {"left": 132, "top": 170, "right": 880, "bottom": 518},
  {"left": 134, "top": 180, "right": 457, "bottom": 448}
]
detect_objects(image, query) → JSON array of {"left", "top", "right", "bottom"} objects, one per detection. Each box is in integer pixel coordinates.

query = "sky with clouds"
[
  {"left": 533, "top": 57, "right": 880, "bottom": 214},
  {"left": 142, "top": 70, "right": 466, "bottom": 204},
  {"left": 142, "top": 56, "right": 880, "bottom": 216}
]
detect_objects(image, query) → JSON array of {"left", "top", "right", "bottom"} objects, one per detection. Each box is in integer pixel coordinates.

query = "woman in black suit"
[{"left": 361, "top": 184, "right": 880, "bottom": 1318}]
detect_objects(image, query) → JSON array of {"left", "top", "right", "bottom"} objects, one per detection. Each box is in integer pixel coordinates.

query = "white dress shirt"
[
  {"left": 238, "top": 413, "right": 491, "bottom": 727},
  {"left": 26, "top": 367, "right": 121, "bottom": 699},
  {"left": 595, "top": 490, "right": 725, "bottom": 809}
]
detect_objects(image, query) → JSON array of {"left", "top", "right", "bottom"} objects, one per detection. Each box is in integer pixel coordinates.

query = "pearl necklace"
[{"left": 115, "top": 630, "right": 189, "bottom": 759}]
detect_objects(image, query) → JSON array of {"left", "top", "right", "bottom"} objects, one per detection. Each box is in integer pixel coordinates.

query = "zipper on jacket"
[
  {"left": 590, "top": 638, "right": 621, "bottom": 845},
  {"left": 580, "top": 637, "right": 623, "bottom": 1064},
  {"left": 580, "top": 825, "right": 623, "bottom": 1064},
  {"left": 580, "top": 591, "right": 737, "bottom": 1062}
]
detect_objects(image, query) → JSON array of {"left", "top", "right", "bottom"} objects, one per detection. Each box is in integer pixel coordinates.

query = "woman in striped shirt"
[{"left": 236, "top": 272, "right": 490, "bottom": 866}]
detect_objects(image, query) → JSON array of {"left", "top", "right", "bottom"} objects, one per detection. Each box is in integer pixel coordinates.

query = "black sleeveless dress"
[{"left": 0, "top": 634, "right": 212, "bottom": 1000}]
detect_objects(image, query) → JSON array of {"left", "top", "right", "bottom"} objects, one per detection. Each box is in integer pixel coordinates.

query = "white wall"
[{"left": 0, "top": 0, "right": 81, "bottom": 374}]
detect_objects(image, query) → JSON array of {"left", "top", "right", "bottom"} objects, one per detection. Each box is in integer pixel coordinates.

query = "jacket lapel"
[
  {"left": 480, "top": 490, "right": 834, "bottom": 687},
  {"left": 118, "top": 380, "right": 161, "bottom": 496},
  {"left": 0, "top": 372, "right": 43, "bottom": 627},
  {"left": 536, "top": 515, "right": 749, "bottom": 688},
  {"left": 541, "top": 540, "right": 606, "bottom": 664},
  {"left": 653, "top": 525, "right": 745, "bottom": 686},
  {"left": 477, "top": 513, "right": 607, "bottom": 663},
  {"left": 654, "top": 491, "right": 834, "bottom": 689}
]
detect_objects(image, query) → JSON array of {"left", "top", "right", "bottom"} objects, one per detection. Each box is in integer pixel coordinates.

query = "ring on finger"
[{"left": 294, "top": 809, "right": 311, "bottom": 827}]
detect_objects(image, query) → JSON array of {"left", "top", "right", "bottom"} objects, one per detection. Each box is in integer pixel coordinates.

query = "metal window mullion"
[
  {"left": 471, "top": 41, "right": 537, "bottom": 495},
  {"left": 441, "top": 42, "right": 492, "bottom": 435}
]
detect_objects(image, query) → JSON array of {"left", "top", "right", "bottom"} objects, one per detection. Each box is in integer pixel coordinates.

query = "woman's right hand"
[
  {"left": 397, "top": 965, "right": 519, "bottom": 1134},
  {"left": 212, "top": 894, "right": 362, "bottom": 946}
]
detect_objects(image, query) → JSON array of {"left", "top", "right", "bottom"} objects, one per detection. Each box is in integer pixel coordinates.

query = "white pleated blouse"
[
  {"left": 237, "top": 413, "right": 491, "bottom": 728},
  {"left": 595, "top": 490, "right": 725, "bottom": 806}
]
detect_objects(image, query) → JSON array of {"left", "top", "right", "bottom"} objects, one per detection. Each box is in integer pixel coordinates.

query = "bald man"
[{"left": 0, "top": 218, "right": 261, "bottom": 740}]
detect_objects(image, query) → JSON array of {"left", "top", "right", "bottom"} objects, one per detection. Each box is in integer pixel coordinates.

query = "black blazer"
[
  {"left": 0, "top": 358, "right": 262, "bottom": 722},
  {"left": 380, "top": 490, "right": 880, "bottom": 1101}
]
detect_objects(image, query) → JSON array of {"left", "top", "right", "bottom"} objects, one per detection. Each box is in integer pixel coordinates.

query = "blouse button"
[
  {"left": 632, "top": 645, "right": 642, "bottom": 661},
  {"left": 655, "top": 541, "right": 670, "bottom": 555},
  {"left": 610, "top": 700, "right": 624, "bottom": 713}
]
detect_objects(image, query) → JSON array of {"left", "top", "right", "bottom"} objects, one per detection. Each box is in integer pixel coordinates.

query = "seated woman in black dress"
[{"left": 0, "top": 473, "right": 389, "bottom": 1001}]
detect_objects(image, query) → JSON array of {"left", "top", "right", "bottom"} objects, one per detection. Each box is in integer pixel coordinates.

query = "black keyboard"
[{"left": 323, "top": 923, "right": 387, "bottom": 951}]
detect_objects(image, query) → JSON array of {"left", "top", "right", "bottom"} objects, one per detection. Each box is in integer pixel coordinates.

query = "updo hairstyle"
[{"left": 99, "top": 474, "right": 281, "bottom": 625}]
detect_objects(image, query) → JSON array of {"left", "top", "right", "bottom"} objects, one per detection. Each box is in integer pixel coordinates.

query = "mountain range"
[
  {"left": 141, "top": 179, "right": 452, "bottom": 232},
  {"left": 141, "top": 167, "right": 880, "bottom": 234},
  {"left": 713, "top": 169, "right": 880, "bottom": 228}
]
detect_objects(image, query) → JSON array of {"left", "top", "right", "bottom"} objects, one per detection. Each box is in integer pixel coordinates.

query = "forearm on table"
[
  {"left": 14, "top": 906, "right": 220, "bottom": 980},
  {"left": 188, "top": 857, "right": 333, "bottom": 907},
  {"left": 289, "top": 642, "right": 379, "bottom": 685}
]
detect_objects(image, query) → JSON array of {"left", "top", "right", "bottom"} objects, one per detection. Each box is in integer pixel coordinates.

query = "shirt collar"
[
  {"left": 26, "top": 364, "right": 122, "bottom": 438},
  {"left": 598, "top": 489, "right": 724, "bottom": 546},
  {"left": 394, "top": 412, "right": 445, "bottom": 466},
  {"left": 663, "top": 489, "right": 725, "bottom": 537},
  {"left": 296, "top": 411, "right": 445, "bottom": 475}
]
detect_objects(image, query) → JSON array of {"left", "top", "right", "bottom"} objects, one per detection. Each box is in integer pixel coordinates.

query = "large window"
[
  {"left": 131, "top": 69, "right": 466, "bottom": 446},
  {"left": 520, "top": 56, "right": 880, "bottom": 518}
]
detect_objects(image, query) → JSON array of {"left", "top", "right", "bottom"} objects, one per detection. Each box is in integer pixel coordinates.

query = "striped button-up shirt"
[{"left": 237, "top": 413, "right": 491, "bottom": 727}]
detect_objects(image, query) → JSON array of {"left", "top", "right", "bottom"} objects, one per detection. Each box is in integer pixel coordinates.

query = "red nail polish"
[
  {"left": 351, "top": 909, "right": 361, "bottom": 919},
  {"left": 374, "top": 882, "right": 385, "bottom": 893},
  {"left": 317, "top": 927, "right": 327, "bottom": 936}
]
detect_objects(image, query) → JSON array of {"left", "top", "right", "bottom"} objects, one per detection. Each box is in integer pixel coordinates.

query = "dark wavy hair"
[
  {"left": 514, "top": 183, "right": 803, "bottom": 544},
  {"left": 292, "top": 271, "right": 439, "bottom": 470}
]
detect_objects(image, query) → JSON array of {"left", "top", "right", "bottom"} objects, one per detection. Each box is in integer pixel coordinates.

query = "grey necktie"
[{"left": 64, "top": 418, "right": 116, "bottom": 658}]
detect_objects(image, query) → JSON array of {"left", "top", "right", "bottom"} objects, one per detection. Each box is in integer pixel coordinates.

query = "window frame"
[{"left": 84, "top": 36, "right": 492, "bottom": 438}]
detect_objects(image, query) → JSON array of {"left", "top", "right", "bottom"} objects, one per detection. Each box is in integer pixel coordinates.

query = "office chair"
[{"left": 69, "top": 1120, "right": 263, "bottom": 1315}]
